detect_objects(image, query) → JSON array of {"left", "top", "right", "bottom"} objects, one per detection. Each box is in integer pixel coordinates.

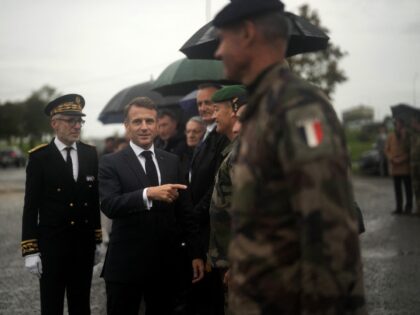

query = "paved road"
[
  {"left": 355, "top": 175, "right": 420, "bottom": 315},
  {"left": 0, "top": 168, "right": 106, "bottom": 314},
  {"left": 1, "top": 168, "right": 420, "bottom": 314}
]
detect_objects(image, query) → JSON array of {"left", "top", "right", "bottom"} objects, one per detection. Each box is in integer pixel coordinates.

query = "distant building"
[{"left": 342, "top": 105, "right": 374, "bottom": 130}]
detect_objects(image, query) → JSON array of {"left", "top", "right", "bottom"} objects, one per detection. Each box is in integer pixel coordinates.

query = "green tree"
[
  {"left": 22, "top": 85, "right": 58, "bottom": 147},
  {"left": 287, "top": 4, "right": 347, "bottom": 98},
  {"left": 0, "top": 85, "right": 58, "bottom": 147},
  {"left": 0, "top": 101, "right": 24, "bottom": 143}
]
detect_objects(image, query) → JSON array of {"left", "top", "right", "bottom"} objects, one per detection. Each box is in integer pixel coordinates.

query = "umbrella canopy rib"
[
  {"left": 98, "top": 81, "right": 181, "bottom": 124},
  {"left": 180, "top": 12, "right": 329, "bottom": 60}
]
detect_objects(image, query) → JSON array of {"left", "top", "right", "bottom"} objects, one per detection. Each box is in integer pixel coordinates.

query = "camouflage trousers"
[
  {"left": 229, "top": 291, "right": 368, "bottom": 315},
  {"left": 227, "top": 262, "right": 368, "bottom": 315}
]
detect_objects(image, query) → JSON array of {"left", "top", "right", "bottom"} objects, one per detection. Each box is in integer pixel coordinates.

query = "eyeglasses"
[{"left": 55, "top": 118, "right": 85, "bottom": 127}]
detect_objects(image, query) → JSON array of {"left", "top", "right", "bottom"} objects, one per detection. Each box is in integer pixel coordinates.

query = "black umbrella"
[
  {"left": 180, "top": 12, "right": 329, "bottom": 59},
  {"left": 179, "top": 90, "right": 199, "bottom": 118},
  {"left": 98, "top": 81, "right": 181, "bottom": 124},
  {"left": 390, "top": 103, "right": 420, "bottom": 126}
]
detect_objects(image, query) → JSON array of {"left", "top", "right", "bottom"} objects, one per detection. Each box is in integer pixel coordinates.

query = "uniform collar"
[
  {"left": 247, "top": 63, "right": 279, "bottom": 95},
  {"left": 54, "top": 137, "right": 77, "bottom": 152},
  {"left": 243, "top": 62, "right": 290, "bottom": 123},
  {"left": 221, "top": 138, "right": 235, "bottom": 157}
]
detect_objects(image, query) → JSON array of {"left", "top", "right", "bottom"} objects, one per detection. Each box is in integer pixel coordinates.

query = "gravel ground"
[{"left": 1, "top": 168, "right": 420, "bottom": 314}]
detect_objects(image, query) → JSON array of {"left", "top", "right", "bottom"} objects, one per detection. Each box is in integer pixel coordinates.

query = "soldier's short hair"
[
  {"left": 197, "top": 83, "right": 223, "bottom": 91},
  {"left": 251, "top": 12, "right": 290, "bottom": 42},
  {"left": 124, "top": 97, "right": 157, "bottom": 121}
]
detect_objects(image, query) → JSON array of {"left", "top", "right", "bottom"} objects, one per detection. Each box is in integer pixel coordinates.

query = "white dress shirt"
[
  {"left": 129, "top": 141, "right": 161, "bottom": 210},
  {"left": 202, "top": 122, "right": 217, "bottom": 142},
  {"left": 54, "top": 138, "right": 78, "bottom": 181}
]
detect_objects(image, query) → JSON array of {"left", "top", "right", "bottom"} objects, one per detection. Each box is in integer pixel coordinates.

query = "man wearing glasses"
[{"left": 21, "top": 94, "right": 102, "bottom": 314}]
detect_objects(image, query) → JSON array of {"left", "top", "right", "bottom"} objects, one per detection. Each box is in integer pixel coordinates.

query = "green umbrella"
[{"left": 152, "top": 58, "right": 236, "bottom": 96}]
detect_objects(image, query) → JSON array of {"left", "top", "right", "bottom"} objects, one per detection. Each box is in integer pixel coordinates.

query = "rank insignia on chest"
[
  {"left": 297, "top": 118, "right": 324, "bottom": 148},
  {"left": 86, "top": 176, "right": 95, "bottom": 182}
]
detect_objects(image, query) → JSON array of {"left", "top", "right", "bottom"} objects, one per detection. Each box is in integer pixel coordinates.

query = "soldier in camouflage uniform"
[
  {"left": 208, "top": 85, "right": 248, "bottom": 314},
  {"left": 213, "top": 0, "right": 367, "bottom": 314}
]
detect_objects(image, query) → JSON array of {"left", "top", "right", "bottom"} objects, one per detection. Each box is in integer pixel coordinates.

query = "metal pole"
[
  {"left": 414, "top": 73, "right": 418, "bottom": 106},
  {"left": 206, "top": 0, "right": 211, "bottom": 22}
]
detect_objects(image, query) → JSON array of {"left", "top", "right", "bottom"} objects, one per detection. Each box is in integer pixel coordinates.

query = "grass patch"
[{"left": 345, "top": 129, "right": 375, "bottom": 171}]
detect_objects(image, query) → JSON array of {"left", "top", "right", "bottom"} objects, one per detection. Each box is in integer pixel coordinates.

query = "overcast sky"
[{"left": 1, "top": 0, "right": 420, "bottom": 139}]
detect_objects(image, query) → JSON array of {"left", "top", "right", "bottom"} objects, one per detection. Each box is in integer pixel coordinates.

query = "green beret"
[
  {"left": 212, "top": 85, "right": 248, "bottom": 111},
  {"left": 213, "top": 0, "right": 285, "bottom": 28},
  {"left": 44, "top": 94, "right": 86, "bottom": 117}
]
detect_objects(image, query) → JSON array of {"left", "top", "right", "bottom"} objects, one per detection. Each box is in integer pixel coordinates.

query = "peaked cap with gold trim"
[{"left": 44, "top": 94, "right": 86, "bottom": 117}]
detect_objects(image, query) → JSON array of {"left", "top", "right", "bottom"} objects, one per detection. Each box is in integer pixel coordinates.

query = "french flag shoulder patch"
[{"left": 297, "top": 118, "right": 324, "bottom": 148}]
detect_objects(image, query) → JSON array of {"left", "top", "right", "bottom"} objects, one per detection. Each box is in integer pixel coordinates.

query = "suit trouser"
[
  {"left": 187, "top": 268, "right": 225, "bottom": 315},
  {"left": 40, "top": 250, "right": 94, "bottom": 315},
  {"left": 105, "top": 277, "right": 174, "bottom": 315},
  {"left": 173, "top": 245, "right": 193, "bottom": 314},
  {"left": 393, "top": 175, "right": 412, "bottom": 212}
]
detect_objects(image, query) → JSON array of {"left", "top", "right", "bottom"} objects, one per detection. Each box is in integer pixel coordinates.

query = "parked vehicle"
[
  {"left": 358, "top": 146, "right": 388, "bottom": 176},
  {"left": 0, "top": 148, "right": 26, "bottom": 168}
]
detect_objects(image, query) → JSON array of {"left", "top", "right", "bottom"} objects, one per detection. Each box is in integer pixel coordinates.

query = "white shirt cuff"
[{"left": 142, "top": 188, "right": 153, "bottom": 210}]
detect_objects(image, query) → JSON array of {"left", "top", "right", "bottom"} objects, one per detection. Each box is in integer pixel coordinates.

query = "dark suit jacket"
[
  {"left": 155, "top": 131, "right": 188, "bottom": 159},
  {"left": 21, "top": 140, "right": 101, "bottom": 257},
  {"left": 189, "top": 129, "right": 229, "bottom": 257},
  {"left": 99, "top": 145, "right": 199, "bottom": 283}
]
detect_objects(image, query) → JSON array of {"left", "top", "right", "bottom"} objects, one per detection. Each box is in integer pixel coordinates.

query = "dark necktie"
[
  {"left": 65, "top": 147, "right": 73, "bottom": 178},
  {"left": 141, "top": 151, "right": 159, "bottom": 187}
]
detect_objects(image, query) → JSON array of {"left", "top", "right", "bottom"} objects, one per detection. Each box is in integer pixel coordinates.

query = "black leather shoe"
[{"left": 404, "top": 206, "right": 412, "bottom": 214}]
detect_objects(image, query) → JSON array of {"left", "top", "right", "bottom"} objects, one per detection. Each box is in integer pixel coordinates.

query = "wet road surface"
[{"left": 1, "top": 168, "right": 419, "bottom": 314}]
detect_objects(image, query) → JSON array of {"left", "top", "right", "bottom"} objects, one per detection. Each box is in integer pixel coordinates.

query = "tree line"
[
  {"left": 0, "top": 5, "right": 346, "bottom": 151},
  {"left": 0, "top": 86, "right": 57, "bottom": 148}
]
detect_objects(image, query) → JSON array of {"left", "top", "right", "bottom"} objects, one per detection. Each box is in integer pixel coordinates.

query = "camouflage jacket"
[
  {"left": 208, "top": 138, "right": 237, "bottom": 268},
  {"left": 229, "top": 63, "right": 367, "bottom": 314}
]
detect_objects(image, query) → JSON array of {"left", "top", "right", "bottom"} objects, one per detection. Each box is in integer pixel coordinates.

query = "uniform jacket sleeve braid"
[{"left": 21, "top": 152, "right": 43, "bottom": 256}]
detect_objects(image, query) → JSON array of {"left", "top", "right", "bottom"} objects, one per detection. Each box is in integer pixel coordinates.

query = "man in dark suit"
[
  {"left": 98, "top": 96, "right": 204, "bottom": 315},
  {"left": 155, "top": 109, "right": 187, "bottom": 158},
  {"left": 21, "top": 94, "right": 102, "bottom": 315},
  {"left": 188, "top": 84, "right": 230, "bottom": 314}
]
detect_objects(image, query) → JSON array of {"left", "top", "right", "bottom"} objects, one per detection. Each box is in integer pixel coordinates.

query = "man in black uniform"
[{"left": 21, "top": 94, "right": 102, "bottom": 315}]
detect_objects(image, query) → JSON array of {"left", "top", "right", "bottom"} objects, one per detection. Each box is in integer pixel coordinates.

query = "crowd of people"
[{"left": 20, "top": 0, "right": 369, "bottom": 314}]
